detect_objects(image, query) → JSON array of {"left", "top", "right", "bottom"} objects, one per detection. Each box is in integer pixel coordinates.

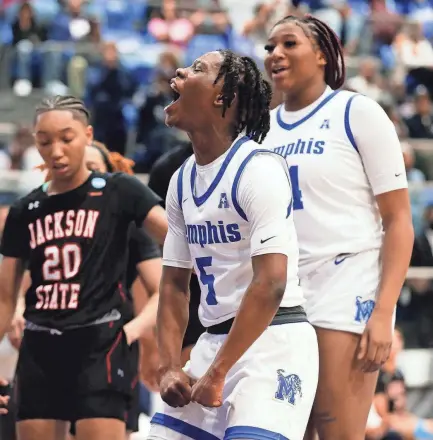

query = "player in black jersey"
[
  {"left": 56, "top": 141, "right": 162, "bottom": 439},
  {"left": 0, "top": 96, "right": 167, "bottom": 440},
  {"left": 148, "top": 143, "right": 205, "bottom": 366}
]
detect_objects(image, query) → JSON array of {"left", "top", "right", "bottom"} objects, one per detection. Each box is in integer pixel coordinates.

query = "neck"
[
  {"left": 284, "top": 81, "right": 328, "bottom": 112},
  {"left": 188, "top": 127, "right": 234, "bottom": 166},
  {"left": 49, "top": 166, "right": 91, "bottom": 195}
]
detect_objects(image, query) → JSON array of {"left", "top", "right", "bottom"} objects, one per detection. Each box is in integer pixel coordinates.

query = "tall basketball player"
[
  {"left": 0, "top": 96, "right": 167, "bottom": 440},
  {"left": 263, "top": 15, "right": 414, "bottom": 440},
  {"left": 147, "top": 49, "right": 319, "bottom": 440}
]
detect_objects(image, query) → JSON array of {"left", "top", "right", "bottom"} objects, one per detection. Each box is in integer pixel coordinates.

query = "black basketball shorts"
[{"left": 15, "top": 318, "right": 139, "bottom": 423}]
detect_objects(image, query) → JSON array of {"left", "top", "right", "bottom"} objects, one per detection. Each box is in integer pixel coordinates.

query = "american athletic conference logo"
[
  {"left": 274, "top": 369, "right": 302, "bottom": 405},
  {"left": 354, "top": 296, "right": 375, "bottom": 323}
]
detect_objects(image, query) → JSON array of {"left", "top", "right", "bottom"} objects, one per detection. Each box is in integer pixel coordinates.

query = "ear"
[
  {"left": 85, "top": 125, "right": 94, "bottom": 144},
  {"left": 317, "top": 50, "right": 327, "bottom": 67},
  {"left": 213, "top": 93, "right": 225, "bottom": 108}
]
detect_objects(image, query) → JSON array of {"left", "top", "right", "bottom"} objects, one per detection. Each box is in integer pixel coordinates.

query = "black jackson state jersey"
[{"left": 0, "top": 172, "right": 161, "bottom": 330}]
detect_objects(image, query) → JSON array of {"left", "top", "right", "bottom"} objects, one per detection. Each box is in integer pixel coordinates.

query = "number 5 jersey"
[{"left": 162, "top": 135, "right": 304, "bottom": 328}]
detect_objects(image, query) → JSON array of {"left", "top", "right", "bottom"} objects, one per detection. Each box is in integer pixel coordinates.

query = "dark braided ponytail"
[{"left": 214, "top": 49, "right": 272, "bottom": 143}]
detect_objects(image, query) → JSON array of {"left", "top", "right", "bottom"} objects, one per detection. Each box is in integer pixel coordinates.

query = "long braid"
[
  {"left": 272, "top": 15, "right": 346, "bottom": 89},
  {"left": 214, "top": 49, "right": 272, "bottom": 143},
  {"left": 35, "top": 95, "right": 91, "bottom": 124}
]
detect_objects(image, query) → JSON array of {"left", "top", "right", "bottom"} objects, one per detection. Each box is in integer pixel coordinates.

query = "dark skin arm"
[
  {"left": 157, "top": 265, "right": 194, "bottom": 408},
  {"left": 0, "top": 257, "right": 25, "bottom": 340},
  {"left": 358, "top": 189, "right": 414, "bottom": 372},
  {"left": 191, "top": 253, "right": 287, "bottom": 407},
  {"left": 142, "top": 205, "right": 168, "bottom": 246}
]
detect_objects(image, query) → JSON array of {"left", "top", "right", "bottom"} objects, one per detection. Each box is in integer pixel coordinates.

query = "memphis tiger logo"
[
  {"left": 354, "top": 296, "right": 375, "bottom": 323},
  {"left": 274, "top": 369, "right": 302, "bottom": 405}
]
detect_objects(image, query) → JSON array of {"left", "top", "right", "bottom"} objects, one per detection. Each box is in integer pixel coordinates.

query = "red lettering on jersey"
[
  {"left": 29, "top": 210, "right": 100, "bottom": 249},
  {"left": 48, "top": 283, "right": 59, "bottom": 309},
  {"left": 59, "top": 283, "right": 68, "bottom": 309},
  {"left": 34, "top": 283, "right": 81, "bottom": 310},
  {"left": 65, "top": 210, "right": 75, "bottom": 237},
  {"left": 74, "top": 210, "right": 85, "bottom": 237},
  {"left": 68, "top": 284, "right": 80, "bottom": 309},
  {"left": 36, "top": 219, "right": 45, "bottom": 246},
  {"left": 35, "top": 285, "right": 44, "bottom": 309},
  {"left": 29, "top": 223, "right": 37, "bottom": 249},
  {"left": 44, "top": 215, "right": 53, "bottom": 241},
  {"left": 83, "top": 210, "right": 99, "bottom": 238},
  {"left": 54, "top": 212, "right": 65, "bottom": 239},
  {"left": 42, "top": 284, "right": 53, "bottom": 309}
]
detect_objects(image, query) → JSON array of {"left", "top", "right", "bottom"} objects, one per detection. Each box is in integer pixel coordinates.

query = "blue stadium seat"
[
  {"left": 423, "top": 20, "right": 433, "bottom": 41},
  {"left": 185, "top": 34, "right": 229, "bottom": 65},
  {"left": 103, "top": 0, "right": 146, "bottom": 31},
  {"left": 0, "top": 21, "right": 12, "bottom": 45},
  {"left": 379, "top": 44, "right": 396, "bottom": 70},
  {"left": 229, "top": 32, "right": 256, "bottom": 58}
]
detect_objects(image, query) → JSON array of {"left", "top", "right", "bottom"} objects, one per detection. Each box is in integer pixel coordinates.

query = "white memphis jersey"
[
  {"left": 163, "top": 135, "right": 304, "bottom": 327},
  {"left": 262, "top": 88, "right": 407, "bottom": 274}
]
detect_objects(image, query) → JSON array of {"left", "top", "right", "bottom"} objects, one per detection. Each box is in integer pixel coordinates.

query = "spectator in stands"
[
  {"left": 45, "top": 0, "right": 100, "bottom": 95},
  {"left": 347, "top": 57, "right": 385, "bottom": 101},
  {"left": 134, "top": 52, "right": 182, "bottom": 172},
  {"left": 380, "top": 100, "right": 409, "bottom": 138},
  {"left": 189, "top": 0, "right": 231, "bottom": 36},
  {"left": 368, "top": 375, "right": 433, "bottom": 440},
  {"left": 11, "top": 2, "right": 47, "bottom": 97},
  {"left": 406, "top": 204, "right": 433, "bottom": 347},
  {"left": 242, "top": 1, "right": 280, "bottom": 54},
  {"left": 393, "top": 21, "right": 433, "bottom": 98},
  {"left": 86, "top": 42, "right": 136, "bottom": 155},
  {"left": 404, "top": 86, "right": 433, "bottom": 138},
  {"left": 147, "top": 0, "right": 194, "bottom": 46}
]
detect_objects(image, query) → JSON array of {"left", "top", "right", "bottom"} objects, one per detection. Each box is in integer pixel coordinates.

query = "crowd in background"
[{"left": 1, "top": 0, "right": 433, "bottom": 438}]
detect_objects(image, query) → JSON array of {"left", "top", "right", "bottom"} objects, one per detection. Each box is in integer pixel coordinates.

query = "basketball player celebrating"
[
  {"left": 0, "top": 96, "right": 167, "bottom": 440},
  {"left": 263, "top": 15, "right": 414, "bottom": 440},
  {"left": 147, "top": 49, "right": 319, "bottom": 440}
]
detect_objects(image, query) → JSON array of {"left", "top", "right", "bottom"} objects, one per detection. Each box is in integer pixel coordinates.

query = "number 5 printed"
[{"left": 195, "top": 256, "right": 217, "bottom": 305}]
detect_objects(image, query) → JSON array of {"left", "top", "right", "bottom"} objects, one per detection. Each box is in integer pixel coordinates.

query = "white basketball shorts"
[
  {"left": 301, "top": 249, "right": 382, "bottom": 334},
  {"left": 148, "top": 321, "right": 318, "bottom": 440}
]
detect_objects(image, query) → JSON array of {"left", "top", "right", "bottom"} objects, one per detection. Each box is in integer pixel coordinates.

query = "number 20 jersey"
[
  {"left": 172, "top": 136, "right": 304, "bottom": 328},
  {"left": 263, "top": 90, "right": 385, "bottom": 273},
  {"left": 0, "top": 172, "right": 161, "bottom": 330}
]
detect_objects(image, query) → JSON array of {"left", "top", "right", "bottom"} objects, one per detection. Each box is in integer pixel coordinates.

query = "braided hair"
[
  {"left": 34, "top": 95, "right": 91, "bottom": 125},
  {"left": 214, "top": 49, "right": 272, "bottom": 144},
  {"left": 272, "top": 15, "right": 345, "bottom": 90}
]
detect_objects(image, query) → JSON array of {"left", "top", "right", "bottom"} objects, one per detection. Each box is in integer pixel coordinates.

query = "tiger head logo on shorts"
[{"left": 274, "top": 369, "right": 303, "bottom": 405}]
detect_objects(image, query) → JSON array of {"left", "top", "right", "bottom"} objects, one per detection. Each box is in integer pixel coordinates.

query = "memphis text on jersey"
[
  {"left": 28, "top": 209, "right": 100, "bottom": 310},
  {"left": 273, "top": 138, "right": 324, "bottom": 158},
  {"left": 186, "top": 221, "right": 241, "bottom": 247}
]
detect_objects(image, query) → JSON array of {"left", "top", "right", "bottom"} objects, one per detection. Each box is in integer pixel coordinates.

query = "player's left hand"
[
  {"left": 191, "top": 369, "right": 225, "bottom": 408},
  {"left": 357, "top": 308, "right": 393, "bottom": 373}
]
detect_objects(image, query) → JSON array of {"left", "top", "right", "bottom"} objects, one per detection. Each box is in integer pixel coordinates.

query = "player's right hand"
[
  {"left": 159, "top": 369, "right": 195, "bottom": 408},
  {"left": 7, "top": 315, "right": 25, "bottom": 351}
]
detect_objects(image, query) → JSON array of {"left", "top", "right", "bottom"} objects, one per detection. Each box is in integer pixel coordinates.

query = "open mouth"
[
  {"left": 170, "top": 82, "right": 180, "bottom": 102},
  {"left": 53, "top": 163, "right": 68, "bottom": 171},
  {"left": 272, "top": 66, "right": 289, "bottom": 75}
]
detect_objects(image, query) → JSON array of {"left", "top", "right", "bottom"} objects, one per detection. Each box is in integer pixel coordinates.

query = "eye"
[
  {"left": 284, "top": 41, "right": 296, "bottom": 48},
  {"left": 192, "top": 65, "right": 202, "bottom": 72},
  {"left": 264, "top": 44, "right": 274, "bottom": 53},
  {"left": 62, "top": 137, "right": 74, "bottom": 144}
]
